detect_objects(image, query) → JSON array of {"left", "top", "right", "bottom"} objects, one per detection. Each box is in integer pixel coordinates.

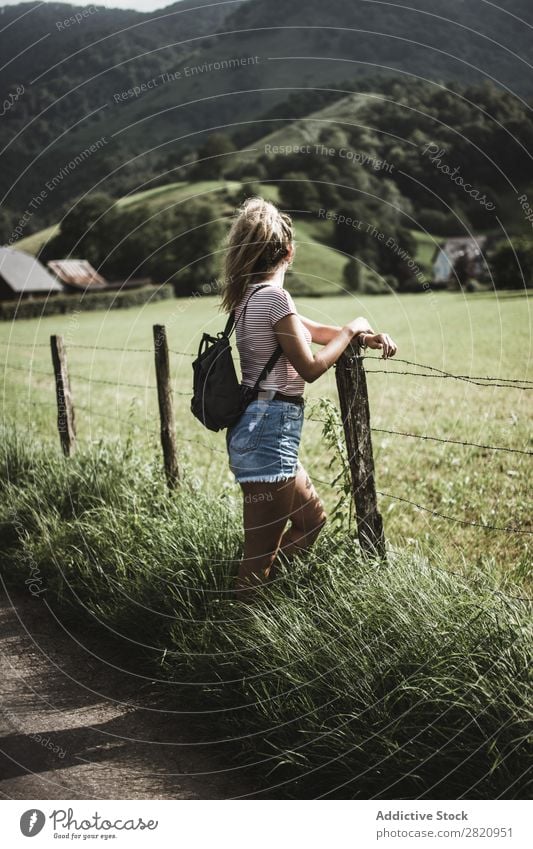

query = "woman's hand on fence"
[
  {"left": 364, "top": 332, "right": 397, "bottom": 358},
  {"left": 346, "top": 317, "right": 374, "bottom": 336}
]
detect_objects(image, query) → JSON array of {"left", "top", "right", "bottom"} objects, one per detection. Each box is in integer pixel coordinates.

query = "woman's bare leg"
[
  {"left": 278, "top": 465, "right": 327, "bottom": 560},
  {"left": 235, "top": 477, "right": 296, "bottom": 600},
  {"left": 235, "top": 468, "right": 326, "bottom": 600}
]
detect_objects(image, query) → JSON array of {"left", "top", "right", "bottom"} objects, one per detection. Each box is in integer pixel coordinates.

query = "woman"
[{"left": 222, "top": 197, "right": 397, "bottom": 600}]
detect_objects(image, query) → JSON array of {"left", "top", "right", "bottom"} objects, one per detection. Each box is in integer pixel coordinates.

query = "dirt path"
[{"left": 0, "top": 587, "right": 262, "bottom": 800}]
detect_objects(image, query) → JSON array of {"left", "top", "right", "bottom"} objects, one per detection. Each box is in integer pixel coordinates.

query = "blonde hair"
[{"left": 221, "top": 196, "right": 294, "bottom": 312}]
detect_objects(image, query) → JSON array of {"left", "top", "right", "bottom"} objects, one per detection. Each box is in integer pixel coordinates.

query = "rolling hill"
[
  {"left": 14, "top": 175, "right": 402, "bottom": 297},
  {"left": 2, "top": 0, "right": 533, "bottom": 229}
]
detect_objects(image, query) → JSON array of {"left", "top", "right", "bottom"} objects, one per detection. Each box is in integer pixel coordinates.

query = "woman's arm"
[
  {"left": 273, "top": 313, "right": 374, "bottom": 383},
  {"left": 299, "top": 315, "right": 346, "bottom": 345}
]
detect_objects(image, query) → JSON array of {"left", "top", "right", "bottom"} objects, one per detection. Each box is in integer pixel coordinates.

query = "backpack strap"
[
  {"left": 223, "top": 283, "right": 270, "bottom": 339},
  {"left": 223, "top": 311, "right": 235, "bottom": 336},
  {"left": 251, "top": 342, "right": 283, "bottom": 392}
]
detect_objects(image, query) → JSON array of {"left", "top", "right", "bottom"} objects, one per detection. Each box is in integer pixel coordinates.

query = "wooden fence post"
[
  {"left": 153, "top": 324, "right": 179, "bottom": 489},
  {"left": 335, "top": 340, "right": 386, "bottom": 561},
  {"left": 50, "top": 334, "right": 76, "bottom": 457}
]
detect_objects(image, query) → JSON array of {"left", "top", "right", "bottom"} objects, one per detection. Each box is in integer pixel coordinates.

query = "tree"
[
  {"left": 41, "top": 193, "right": 117, "bottom": 267},
  {"left": 377, "top": 227, "right": 418, "bottom": 287},
  {"left": 0, "top": 207, "right": 13, "bottom": 244},
  {"left": 192, "top": 133, "right": 236, "bottom": 180},
  {"left": 489, "top": 237, "right": 533, "bottom": 289},
  {"left": 317, "top": 125, "right": 349, "bottom": 151},
  {"left": 343, "top": 258, "right": 362, "bottom": 291},
  {"left": 333, "top": 204, "right": 373, "bottom": 255},
  {"left": 42, "top": 194, "right": 224, "bottom": 293},
  {"left": 277, "top": 173, "right": 320, "bottom": 211},
  {"left": 145, "top": 200, "right": 224, "bottom": 294},
  {"left": 452, "top": 247, "right": 472, "bottom": 290}
]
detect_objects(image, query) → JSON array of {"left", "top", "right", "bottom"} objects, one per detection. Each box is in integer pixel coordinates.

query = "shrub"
[
  {"left": 0, "top": 285, "right": 172, "bottom": 321},
  {"left": 284, "top": 274, "right": 324, "bottom": 296},
  {"left": 191, "top": 133, "right": 237, "bottom": 180},
  {"left": 488, "top": 237, "right": 533, "bottom": 289},
  {"left": 343, "top": 258, "right": 362, "bottom": 292},
  {"left": 382, "top": 273, "right": 400, "bottom": 291},
  {"left": 278, "top": 173, "right": 321, "bottom": 211}
]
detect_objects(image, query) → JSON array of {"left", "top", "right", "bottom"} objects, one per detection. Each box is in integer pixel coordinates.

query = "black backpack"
[{"left": 191, "top": 285, "right": 283, "bottom": 432}]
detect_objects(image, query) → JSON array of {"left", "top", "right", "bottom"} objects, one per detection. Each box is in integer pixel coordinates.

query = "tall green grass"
[{"left": 0, "top": 427, "right": 531, "bottom": 799}]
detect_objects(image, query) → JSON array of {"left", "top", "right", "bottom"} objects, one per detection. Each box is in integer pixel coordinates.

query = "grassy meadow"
[
  {"left": 1, "top": 286, "right": 531, "bottom": 798},
  {"left": 1, "top": 288, "right": 531, "bottom": 581}
]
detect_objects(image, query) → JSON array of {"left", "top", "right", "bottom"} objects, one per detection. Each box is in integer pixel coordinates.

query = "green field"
[{"left": 2, "top": 289, "right": 531, "bottom": 580}]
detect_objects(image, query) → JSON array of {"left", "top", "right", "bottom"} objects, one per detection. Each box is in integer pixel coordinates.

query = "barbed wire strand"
[
  {"left": 376, "top": 490, "right": 532, "bottom": 535},
  {"left": 2, "top": 397, "right": 160, "bottom": 435},
  {"left": 3, "top": 363, "right": 53, "bottom": 378},
  {"left": 307, "top": 417, "right": 532, "bottom": 457},
  {"left": 70, "top": 344, "right": 153, "bottom": 353},
  {"left": 362, "top": 368, "right": 532, "bottom": 390},
  {"left": 3, "top": 364, "right": 193, "bottom": 397},
  {"left": 2, "top": 397, "right": 225, "bottom": 451},
  {"left": 0, "top": 341, "right": 194, "bottom": 357},
  {"left": 305, "top": 465, "right": 530, "bottom": 536},
  {"left": 6, "top": 398, "right": 529, "bottom": 534},
  {"left": 3, "top": 357, "right": 531, "bottom": 535},
  {"left": 70, "top": 373, "right": 193, "bottom": 396},
  {"left": 362, "top": 355, "right": 533, "bottom": 386},
  {"left": 3, "top": 341, "right": 531, "bottom": 379},
  {"left": 72, "top": 344, "right": 193, "bottom": 357},
  {"left": 3, "top": 341, "right": 530, "bottom": 382},
  {"left": 68, "top": 373, "right": 192, "bottom": 396},
  {"left": 3, "top": 376, "right": 528, "bottom": 457},
  {"left": 371, "top": 426, "right": 532, "bottom": 456},
  {"left": 68, "top": 373, "right": 158, "bottom": 390},
  {"left": 0, "top": 341, "right": 49, "bottom": 349}
]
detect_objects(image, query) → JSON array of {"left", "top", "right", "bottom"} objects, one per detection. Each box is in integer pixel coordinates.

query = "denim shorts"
[{"left": 226, "top": 398, "right": 305, "bottom": 483}]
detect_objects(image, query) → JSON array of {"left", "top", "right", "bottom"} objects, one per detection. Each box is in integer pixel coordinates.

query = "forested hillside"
[{"left": 1, "top": 0, "right": 533, "bottom": 230}]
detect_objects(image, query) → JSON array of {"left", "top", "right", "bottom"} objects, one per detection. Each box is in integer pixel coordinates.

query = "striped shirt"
[{"left": 234, "top": 282, "right": 312, "bottom": 396}]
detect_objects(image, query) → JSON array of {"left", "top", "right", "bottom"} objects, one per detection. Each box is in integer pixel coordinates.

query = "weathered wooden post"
[
  {"left": 335, "top": 339, "right": 386, "bottom": 561},
  {"left": 153, "top": 324, "right": 179, "bottom": 489},
  {"left": 50, "top": 334, "right": 76, "bottom": 457}
]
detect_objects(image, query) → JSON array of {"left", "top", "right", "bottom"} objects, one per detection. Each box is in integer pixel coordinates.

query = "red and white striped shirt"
[{"left": 234, "top": 282, "right": 312, "bottom": 396}]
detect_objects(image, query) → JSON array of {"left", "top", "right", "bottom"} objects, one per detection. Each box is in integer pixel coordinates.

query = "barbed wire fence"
[{"left": 1, "top": 333, "right": 532, "bottom": 567}]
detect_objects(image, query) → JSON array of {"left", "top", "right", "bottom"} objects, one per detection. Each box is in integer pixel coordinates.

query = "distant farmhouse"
[
  {"left": 47, "top": 259, "right": 107, "bottom": 293},
  {"left": 0, "top": 247, "right": 63, "bottom": 300},
  {"left": 47, "top": 259, "right": 151, "bottom": 292},
  {"left": 0, "top": 248, "right": 151, "bottom": 301},
  {"left": 432, "top": 237, "right": 487, "bottom": 285}
]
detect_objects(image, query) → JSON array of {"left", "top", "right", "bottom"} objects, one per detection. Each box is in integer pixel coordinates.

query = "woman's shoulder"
[
  {"left": 253, "top": 283, "right": 293, "bottom": 302},
  {"left": 235, "top": 283, "right": 283, "bottom": 316},
  {"left": 237, "top": 284, "right": 296, "bottom": 327},
  {"left": 240, "top": 283, "right": 291, "bottom": 307}
]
